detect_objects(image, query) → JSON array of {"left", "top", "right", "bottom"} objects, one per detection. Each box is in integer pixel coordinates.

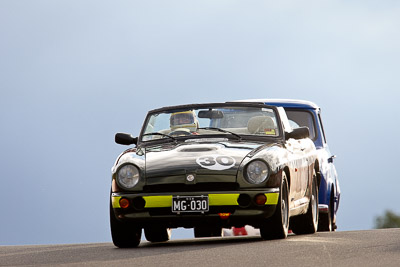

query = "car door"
[
  {"left": 285, "top": 109, "right": 316, "bottom": 198},
  {"left": 285, "top": 137, "right": 308, "bottom": 206}
]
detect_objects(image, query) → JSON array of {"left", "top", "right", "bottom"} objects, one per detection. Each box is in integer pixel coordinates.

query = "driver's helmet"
[{"left": 170, "top": 110, "right": 198, "bottom": 132}]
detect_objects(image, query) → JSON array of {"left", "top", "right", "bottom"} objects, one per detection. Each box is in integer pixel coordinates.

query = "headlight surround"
[
  {"left": 245, "top": 160, "right": 270, "bottom": 184},
  {"left": 117, "top": 164, "right": 140, "bottom": 189}
]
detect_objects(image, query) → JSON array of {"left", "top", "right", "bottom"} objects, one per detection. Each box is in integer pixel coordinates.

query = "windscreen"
[{"left": 141, "top": 105, "right": 279, "bottom": 141}]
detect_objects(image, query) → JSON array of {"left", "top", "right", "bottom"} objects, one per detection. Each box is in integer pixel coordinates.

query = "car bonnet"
[{"left": 143, "top": 140, "right": 268, "bottom": 179}]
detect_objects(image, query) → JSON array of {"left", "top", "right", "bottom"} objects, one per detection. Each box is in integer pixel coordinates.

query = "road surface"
[{"left": 1, "top": 229, "right": 399, "bottom": 266}]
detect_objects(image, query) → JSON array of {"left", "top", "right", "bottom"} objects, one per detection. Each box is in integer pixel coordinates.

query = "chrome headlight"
[
  {"left": 245, "top": 160, "right": 269, "bottom": 184},
  {"left": 117, "top": 164, "right": 140, "bottom": 189}
]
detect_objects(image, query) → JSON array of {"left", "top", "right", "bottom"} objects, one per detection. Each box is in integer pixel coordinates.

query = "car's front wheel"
[
  {"left": 318, "top": 209, "right": 332, "bottom": 231},
  {"left": 110, "top": 204, "right": 142, "bottom": 248},
  {"left": 259, "top": 171, "right": 289, "bottom": 240},
  {"left": 144, "top": 227, "right": 171, "bottom": 242},
  {"left": 318, "top": 188, "right": 335, "bottom": 231}
]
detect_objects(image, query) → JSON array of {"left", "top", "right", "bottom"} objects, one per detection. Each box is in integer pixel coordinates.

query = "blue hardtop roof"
[{"left": 234, "top": 99, "right": 319, "bottom": 110}]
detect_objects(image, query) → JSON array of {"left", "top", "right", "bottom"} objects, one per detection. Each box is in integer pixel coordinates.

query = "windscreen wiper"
[
  {"left": 198, "top": 127, "right": 242, "bottom": 141},
  {"left": 142, "top": 132, "right": 177, "bottom": 141}
]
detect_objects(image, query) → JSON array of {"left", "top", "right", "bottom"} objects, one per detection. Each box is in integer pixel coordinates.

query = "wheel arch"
[
  {"left": 283, "top": 166, "right": 291, "bottom": 190},
  {"left": 326, "top": 180, "right": 335, "bottom": 204},
  {"left": 314, "top": 159, "right": 321, "bottom": 188},
  {"left": 330, "top": 184, "right": 336, "bottom": 212}
]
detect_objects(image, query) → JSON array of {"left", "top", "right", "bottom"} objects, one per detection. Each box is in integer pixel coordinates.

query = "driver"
[{"left": 170, "top": 110, "right": 198, "bottom": 133}]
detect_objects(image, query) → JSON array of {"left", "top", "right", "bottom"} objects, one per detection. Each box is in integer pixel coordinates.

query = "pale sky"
[{"left": 1, "top": 0, "right": 400, "bottom": 245}]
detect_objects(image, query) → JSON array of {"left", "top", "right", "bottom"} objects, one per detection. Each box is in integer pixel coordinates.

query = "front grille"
[{"left": 143, "top": 182, "right": 239, "bottom": 193}]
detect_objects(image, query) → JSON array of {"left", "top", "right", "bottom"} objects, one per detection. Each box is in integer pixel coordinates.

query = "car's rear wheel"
[
  {"left": 110, "top": 203, "right": 142, "bottom": 248},
  {"left": 259, "top": 171, "right": 289, "bottom": 240},
  {"left": 144, "top": 227, "right": 171, "bottom": 242},
  {"left": 194, "top": 226, "right": 223, "bottom": 238},
  {"left": 291, "top": 170, "right": 319, "bottom": 235}
]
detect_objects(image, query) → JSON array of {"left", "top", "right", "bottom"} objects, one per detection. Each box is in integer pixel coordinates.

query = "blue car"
[{"left": 238, "top": 99, "right": 340, "bottom": 231}]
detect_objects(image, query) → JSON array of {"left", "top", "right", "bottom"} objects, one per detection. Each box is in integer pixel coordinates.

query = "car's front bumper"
[{"left": 111, "top": 189, "right": 280, "bottom": 228}]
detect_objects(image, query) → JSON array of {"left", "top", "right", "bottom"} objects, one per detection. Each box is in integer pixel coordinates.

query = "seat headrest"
[{"left": 247, "top": 116, "right": 276, "bottom": 134}]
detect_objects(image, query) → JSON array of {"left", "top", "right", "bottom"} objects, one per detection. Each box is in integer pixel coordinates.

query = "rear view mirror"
[
  {"left": 115, "top": 133, "right": 138, "bottom": 145},
  {"left": 285, "top": 127, "right": 310, "bottom": 140},
  {"left": 198, "top": 110, "right": 224, "bottom": 119}
]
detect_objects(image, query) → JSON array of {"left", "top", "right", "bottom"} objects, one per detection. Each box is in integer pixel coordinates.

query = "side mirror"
[
  {"left": 115, "top": 133, "right": 138, "bottom": 146},
  {"left": 328, "top": 155, "right": 337, "bottom": 163},
  {"left": 285, "top": 126, "right": 310, "bottom": 140}
]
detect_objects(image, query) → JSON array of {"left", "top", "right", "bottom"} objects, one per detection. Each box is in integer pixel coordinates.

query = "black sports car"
[{"left": 110, "top": 102, "right": 319, "bottom": 247}]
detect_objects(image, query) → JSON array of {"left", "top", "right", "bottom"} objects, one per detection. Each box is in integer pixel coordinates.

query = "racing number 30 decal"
[{"left": 196, "top": 155, "right": 236, "bottom": 170}]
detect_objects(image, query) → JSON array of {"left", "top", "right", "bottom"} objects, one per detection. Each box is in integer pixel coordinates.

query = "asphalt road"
[{"left": 1, "top": 229, "right": 399, "bottom": 266}]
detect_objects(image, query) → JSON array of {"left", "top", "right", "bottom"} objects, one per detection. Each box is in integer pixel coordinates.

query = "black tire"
[
  {"left": 318, "top": 189, "right": 334, "bottom": 232},
  {"left": 291, "top": 170, "right": 319, "bottom": 235},
  {"left": 318, "top": 211, "right": 332, "bottom": 232},
  {"left": 259, "top": 171, "right": 289, "bottom": 240},
  {"left": 110, "top": 203, "right": 142, "bottom": 248},
  {"left": 194, "top": 226, "right": 223, "bottom": 238},
  {"left": 144, "top": 227, "right": 171, "bottom": 242}
]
